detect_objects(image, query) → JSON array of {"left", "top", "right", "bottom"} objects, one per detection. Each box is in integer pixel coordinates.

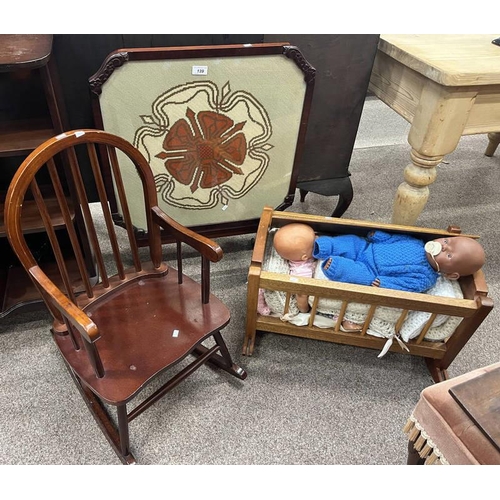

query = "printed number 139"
[{"left": 192, "top": 66, "right": 208, "bottom": 75}]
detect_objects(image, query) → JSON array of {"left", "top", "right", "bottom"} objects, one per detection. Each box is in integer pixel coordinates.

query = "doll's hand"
[
  {"left": 371, "top": 278, "right": 380, "bottom": 287},
  {"left": 323, "top": 258, "right": 332, "bottom": 271}
]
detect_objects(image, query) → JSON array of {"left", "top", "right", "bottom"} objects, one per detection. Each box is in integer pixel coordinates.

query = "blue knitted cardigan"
[{"left": 313, "top": 230, "right": 439, "bottom": 293}]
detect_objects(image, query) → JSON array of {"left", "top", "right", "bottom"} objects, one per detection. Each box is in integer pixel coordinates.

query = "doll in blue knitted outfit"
[
  {"left": 317, "top": 231, "right": 439, "bottom": 292},
  {"left": 273, "top": 223, "right": 485, "bottom": 330},
  {"left": 317, "top": 230, "right": 485, "bottom": 289}
]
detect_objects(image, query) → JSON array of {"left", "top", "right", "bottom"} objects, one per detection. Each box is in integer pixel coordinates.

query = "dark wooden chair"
[{"left": 4, "top": 129, "right": 247, "bottom": 464}]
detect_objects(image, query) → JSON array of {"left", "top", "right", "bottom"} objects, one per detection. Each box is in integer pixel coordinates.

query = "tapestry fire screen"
[{"left": 90, "top": 43, "right": 315, "bottom": 240}]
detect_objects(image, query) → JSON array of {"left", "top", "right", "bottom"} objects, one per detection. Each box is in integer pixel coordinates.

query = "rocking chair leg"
[
  {"left": 193, "top": 331, "right": 247, "bottom": 380},
  {"left": 117, "top": 404, "right": 131, "bottom": 460},
  {"left": 63, "top": 361, "right": 136, "bottom": 464},
  {"left": 213, "top": 331, "right": 235, "bottom": 366}
]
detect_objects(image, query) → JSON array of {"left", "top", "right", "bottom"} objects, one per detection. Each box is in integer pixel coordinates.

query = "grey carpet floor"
[{"left": 1, "top": 98, "right": 499, "bottom": 465}]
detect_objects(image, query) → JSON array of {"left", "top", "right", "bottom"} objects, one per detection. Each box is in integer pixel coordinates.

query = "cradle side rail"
[
  {"left": 244, "top": 269, "right": 492, "bottom": 382},
  {"left": 262, "top": 208, "right": 480, "bottom": 240}
]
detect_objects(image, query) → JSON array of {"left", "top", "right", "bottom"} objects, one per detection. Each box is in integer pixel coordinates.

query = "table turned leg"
[
  {"left": 392, "top": 150, "right": 440, "bottom": 226},
  {"left": 485, "top": 132, "right": 500, "bottom": 157},
  {"left": 390, "top": 79, "right": 477, "bottom": 225}
]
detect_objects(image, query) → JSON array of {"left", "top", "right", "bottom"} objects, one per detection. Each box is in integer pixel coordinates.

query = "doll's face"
[{"left": 426, "top": 236, "right": 485, "bottom": 278}]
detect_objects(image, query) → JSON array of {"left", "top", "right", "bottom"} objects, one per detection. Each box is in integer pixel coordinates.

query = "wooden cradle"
[{"left": 242, "top": 208, "right": 493, "bottom": 383}]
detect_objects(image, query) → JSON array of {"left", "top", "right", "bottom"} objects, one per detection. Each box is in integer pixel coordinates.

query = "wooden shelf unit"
[
  {"left": 0, "top": 257, "right": 86, "bottom": 319},
  {"left": 0, "top": 34, "right": 78, "bottom": 318},
  {"left": 0, "top": 197, "right": 74, "bottom": 237},
  {"left": 0, "top": 118, "right": 56, "bottom": 157}
]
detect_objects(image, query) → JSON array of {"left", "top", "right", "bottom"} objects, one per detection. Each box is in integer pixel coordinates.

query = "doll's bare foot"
[{"left": 341, "top": 320, "right": 362, "bottom": 332}]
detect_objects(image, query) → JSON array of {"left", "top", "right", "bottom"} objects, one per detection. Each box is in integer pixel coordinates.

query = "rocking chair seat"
[{"left": 55, "top": 266, "right": 231, "bottom": 405}]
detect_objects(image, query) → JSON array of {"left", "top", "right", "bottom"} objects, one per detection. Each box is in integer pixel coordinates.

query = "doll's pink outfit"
[{"left": 257, "top": 258, "right": 315, "bottom": 315}]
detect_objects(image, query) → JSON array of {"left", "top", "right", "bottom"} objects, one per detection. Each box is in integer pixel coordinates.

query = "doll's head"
[
  {"left": 425, "top": 236, "right": 485, "bottom": 279},
  {"left": 273, "top": 223, "right": 316, "bottom": 262}
]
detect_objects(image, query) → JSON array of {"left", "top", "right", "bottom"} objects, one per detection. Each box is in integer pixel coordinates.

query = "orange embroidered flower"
[{"left": 156, "top": 108, "right": 247, "bottom": 193}]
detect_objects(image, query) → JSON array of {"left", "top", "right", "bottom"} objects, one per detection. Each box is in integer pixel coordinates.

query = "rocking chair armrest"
[
  {"left": 29, "top": 266, "right": 100, "bottom": 343},
  {"left": 151, "top": 206, "right": 224, "bottom": 262}
]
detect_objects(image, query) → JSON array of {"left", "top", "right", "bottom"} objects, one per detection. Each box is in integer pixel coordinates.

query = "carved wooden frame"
[{"left": 90, "top": 43, "right": 315, "bottom": 243}]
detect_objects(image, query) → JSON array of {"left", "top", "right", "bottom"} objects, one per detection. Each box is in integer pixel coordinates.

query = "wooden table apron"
[{"left": 369, "top": 34, "right": 500, "bottom": 225}]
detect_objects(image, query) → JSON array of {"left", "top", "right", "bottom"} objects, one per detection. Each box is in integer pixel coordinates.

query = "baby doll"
[
  {"left": 272, "top": 223, "right": 317, "bottom": 313},
  {"left": 314, "top": 230, "right": 485, "bottom": 290},
  {"left": 271, "top": 223, "right": 485, "bottom": 326}
]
